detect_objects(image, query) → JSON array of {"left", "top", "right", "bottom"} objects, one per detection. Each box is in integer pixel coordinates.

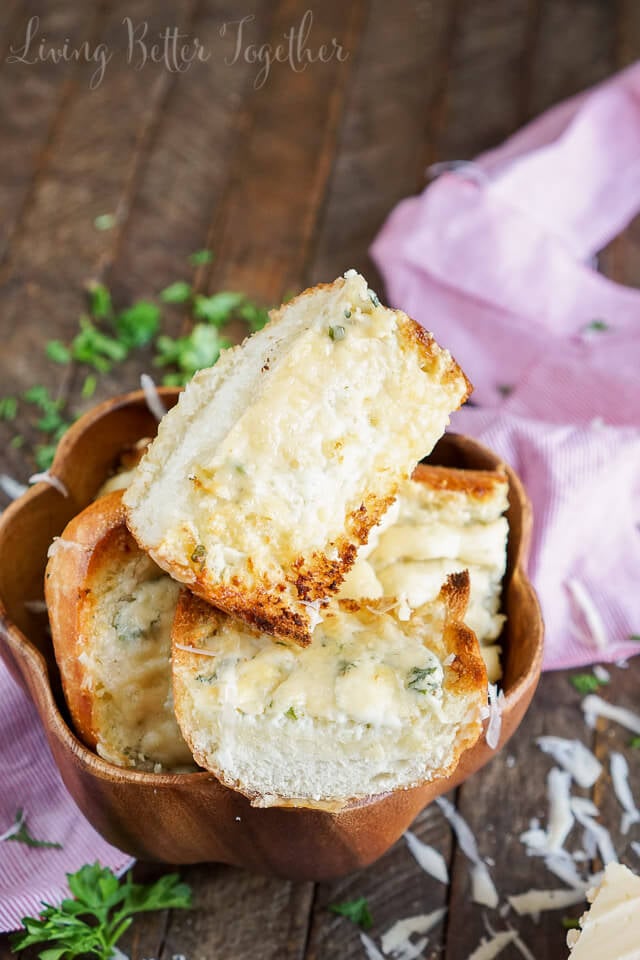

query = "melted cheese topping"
[
  {"left": 81, "top": 556, "right": 192, "bottom": 771},
  {"left": 184, "top": 606, "right": 446, "bottom": 728}
]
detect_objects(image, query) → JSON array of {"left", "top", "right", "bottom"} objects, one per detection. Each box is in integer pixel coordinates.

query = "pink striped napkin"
[
  {"left": 372, "top": 63, "right": 640, "bottom": 670},
  {"left": 0, "top": 663, "right": 132, "bottom": 931}
]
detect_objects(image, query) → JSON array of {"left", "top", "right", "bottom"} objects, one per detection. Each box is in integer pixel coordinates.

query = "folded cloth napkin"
[
  {"left": 371, "top": 63, "right": 640, "bottom": 670},
  {"left": 0, "top": 662, "right": 133, "bottom": 931}
]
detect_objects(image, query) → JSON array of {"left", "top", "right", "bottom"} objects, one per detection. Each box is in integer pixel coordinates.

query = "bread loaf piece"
[
  {"left": 124, "top": 272, "right": 471, "bottom": 645},
  {"left": 339, "top": 464, "right": 509, "bottom": 681},
  {"left": 171, "top": 571, "right": 486, "bottom": 808},
  {"left": 45, "top": 490, "right": 193, "bottom": 771}
]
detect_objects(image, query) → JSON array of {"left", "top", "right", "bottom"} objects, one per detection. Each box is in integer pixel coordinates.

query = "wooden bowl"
[{"left": 0, "top": 389, "right": 543, "bottom": 881}]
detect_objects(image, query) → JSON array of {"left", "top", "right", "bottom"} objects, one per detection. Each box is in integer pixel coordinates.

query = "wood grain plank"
[
  {"left": 94, "top": 0, "right": 271, "bottom": 401},
  {"left": 0, "top": 1, "right": 101, "bottom": 260},
  {"left": 204, "top": 0, "right": 366, "bottom": 305},
  {"left": 308, "top": 0, "right": 458, "bottom": 289},
  {"left": 305, "top": 801, "right": 452, "bottom": 960},
  {"left": 0, "top": 0, "right": 198, "bottom": 496}
]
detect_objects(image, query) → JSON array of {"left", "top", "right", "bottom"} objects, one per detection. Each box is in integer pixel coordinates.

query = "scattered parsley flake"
[
  {"left": 81, "top": 374, "right": 97, "bottom": 399},
  {"left": 160, "top": 281, "right": 192, "bottom": 304},
  {"left": 562, "top": 917, "right": 580, "bottom": 930},
  {"left": 115, "top": 301, "right": 160, "bottom": 348},
  {"left": 368, "top": 289, "right": 380, "bottom": 307},
  {"left": 71, "top": 317, "right": 128, "bottom": 371},
  {"left": 584, "top": 319, "right": 609, "bottom": 333},
  {"left": 328, "top": 325, "right": 346, "bottom": 341},
  {"left": 34, "top": 444, "right": 58, "bottom": 471},
  {"left": 407, "top": 665, "right": 437, "bottom": 692},
  {"left": 193, "top": 291, "right": 245, "bottom": 327},
  {"left": 329, "top": 896, "right": 373, "bottom": 929},
  {"left": 5, "top": 809, "right": 62, "bottom": 850},
  {"left": 45, "top": 341, "right": 71, "bottom": 364},
  {"left": 94, "top": 213, "right": 116, "bottom": 231},
  {"left": 570, "top": 673, "right": 607, "bottom": 694},
  {"left": 10, "top": 434, "right": 24, "bottom": 449},
  {"left": 189, "top": 249, "right": 214, "bottom": 265},
  {"left": 87, "top": 282, "right": 113, "bottom": 321},
  {"left": 285, "top": 706, "right": 298, "bottom": 720},
  {"left": 630, "top": 736, "right": 640, "bottom": 749},
  {"left": 155, "top": 325, "right": 230, "bottom": 384},
  {"left": 191, "top": 544, "right": 207, "bottom": 564},
  {"left": 10, "top": 863, "right": 191, "bottom": 960},
  {"left": 0, "top": 396, "right": 17, "bottom": 420}
]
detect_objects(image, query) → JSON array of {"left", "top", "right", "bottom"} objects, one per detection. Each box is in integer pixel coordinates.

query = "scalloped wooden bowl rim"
[{"left": 0, "top": 387, "right": 544, "bottom": 807}]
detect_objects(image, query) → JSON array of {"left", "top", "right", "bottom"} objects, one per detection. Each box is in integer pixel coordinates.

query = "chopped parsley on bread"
[{"left": 123, "top": 271, "right": 470, "bottom": 645}]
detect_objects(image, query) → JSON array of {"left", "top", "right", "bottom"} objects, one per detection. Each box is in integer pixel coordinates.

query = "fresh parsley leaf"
[
  {"left": 114, "top": 301, "right": 160, "bottom": 348},
  {"left": 570, "top": 673, "right": 605, "bottom": 694},
  {"left": 193, "top": 291, "right": 245, "bottom": 327},
  {"left": 71, "top": 317, "right": 128, "bottom": 371},
  {"left": 87, "top": 283, "right": 113, "bottom": 321},
  {"left": 94, "top": 213, "right": 116, "bottom": 231},
  {"left": 0, "top": 396, "right": 17, "bottom": 420},
  {"left": 6, "top": 809, "right": 62, "bottom": 849},
  {"left": 81, "top": 374, "right": 97, "bottom": 399},
  {"left": 329, "top": 896, "right": 373, "bottom": 929},
  {"left": 45, "top": 341, "right": 71, "bottom": 365},
  {"left": 239, "top": 300, "right": 269, "bottom": 332},
  {"left": 584, "top": 319, "right": 609, "bottom": 333},
  {"left": 155, "top": 324, "right": 230, "bottom": 383},
  {"left": 11, "top": 863, "right": 191, "bottom": 960},
  {"left": 24, "top": 385, "right": 58, "bottom": 411},
  {"left": 630, "top": 736, "right": 640, "bottom": 749},
  {"left": 189, "top": 249, "right": 214, "bottom": 265},
  {"left": 160, "top": 281, "right": 192, "bottom": 304}
]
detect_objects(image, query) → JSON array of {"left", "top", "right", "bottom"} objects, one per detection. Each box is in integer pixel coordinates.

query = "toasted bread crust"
[
  {"left": 45, "top": 490, "right": 129, "bottom": 750},
  {"left": 411, "top": 463, "right": 508, "bottom": 500}
]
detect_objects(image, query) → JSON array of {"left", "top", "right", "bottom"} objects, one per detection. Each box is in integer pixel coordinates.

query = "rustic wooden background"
[{"left": 1, "top": 1, "right": 639, "bottom": 958}]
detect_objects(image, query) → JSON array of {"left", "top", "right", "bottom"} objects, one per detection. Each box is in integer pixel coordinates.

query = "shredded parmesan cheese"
[
  {"left": 141, "top": 373, "right": 167, "bottom": 422},
  {"left": 404, "top": 831, "right": 449, "bottom": 884},
  {"left": 520, "top": 769, "right": 573, "bottom": 856},
  {"left": 566, "top": 579, "right": 608, "bottom": 651},
  {"left": 609, "top": 752, "right": 640, "bottom": 835},
  {"left": 0, "top": 474, "right": 27, "bottom": 500},
  {"left": 173, "top": 642, "right": 218, "bottom": 658},
  {"left": 485, "top": 683, "right": 504, "bottom": 750},
  {"left": 381, "top": 908, "right": 446, "bottom": 959},
  {"left": 592, "top": 665, "right": 610, "bottom": 684},
  {"left": 29, "top": 471, "right": 69, "bottom": 497},
  {"left": 571, "top": 797, "right": 617, "bottom": 866},
  {"left": 467, "top": 930, "right": 518, "bottom": 959},
  {"left": 581, "top": 695, "right": 640, "bottom": 734},
  {"left": 508, "top": 886, "right": 589, "bottom": 917},
  {"left": 543, "top": 853, "right": 587, "bottom": 890},
  {"left": 436, "top": 797, "right": 498, "bottom": 908},
  {"left": 359, "top": 932, "right": 385, "bottom": 960},
  {"left": 631, "top": 841, "right": 640, "bottom": 859},
  {"left": 536, "top": 737, "right": 602, "bottom": 789}
]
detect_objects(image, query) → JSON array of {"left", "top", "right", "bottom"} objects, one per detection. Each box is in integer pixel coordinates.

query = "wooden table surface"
[{"left": 1, "top": 2, "right": 639, "bottom": 958}]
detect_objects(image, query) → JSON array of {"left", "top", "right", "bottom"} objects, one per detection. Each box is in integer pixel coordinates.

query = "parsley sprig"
[
  {"left": 570, "top": 672, "right": 609, "bottom": 694},
  {"left": 4, "top": 808, "right": 62, "bottom": 850},
  {"left": 329, "top": 896, "right": 373, "bottom": 929},
  {"left": 11, "top": 863, "right": 191, "bottom": 960}
]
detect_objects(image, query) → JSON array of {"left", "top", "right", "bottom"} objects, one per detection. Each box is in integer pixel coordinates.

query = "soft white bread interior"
[
  {"left": 124, "top": 271, "right": 471, "bottom": 646},
  {"left": 338, "top": 464, "right": 509, "bottom": 682},
  {"left": 45, "top": 490, "right": 193, "bottom": 771},
  {"left": 171, "top": 571, "right": 487, "bottom": 808}
]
